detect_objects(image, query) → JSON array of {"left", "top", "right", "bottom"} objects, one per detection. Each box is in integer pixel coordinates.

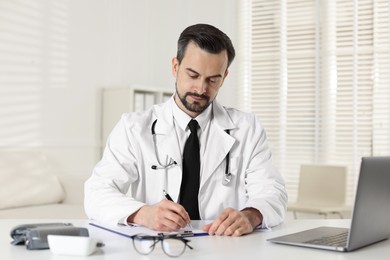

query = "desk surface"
[{"left": 1, "top": 219, "right": 389, "bottom": 260}]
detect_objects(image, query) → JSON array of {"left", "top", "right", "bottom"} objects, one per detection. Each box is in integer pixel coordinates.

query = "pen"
[
  {"left": 163, "top": 189, "right": 174, "bottom": 201},
  {"left": 163, "top": 190, "right": 193, "bottom": 229}
]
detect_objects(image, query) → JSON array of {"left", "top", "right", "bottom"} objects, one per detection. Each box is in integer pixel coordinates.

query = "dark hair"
[{"left": 176, "top": 24, "right": 235, "bottom": 69}]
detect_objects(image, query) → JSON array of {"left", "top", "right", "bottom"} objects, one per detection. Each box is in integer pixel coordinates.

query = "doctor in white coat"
[{"left": 85, "top": 24, "right": 287, "bottom": 237}]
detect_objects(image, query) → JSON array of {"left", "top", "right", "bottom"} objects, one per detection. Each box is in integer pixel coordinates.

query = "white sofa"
[{"left": 0, "top": 151, "right": 86, "bottom": 219}]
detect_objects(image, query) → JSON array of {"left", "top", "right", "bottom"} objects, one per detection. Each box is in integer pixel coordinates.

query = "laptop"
[{"left": 267, "top": 156, "right": 390, "bottom": 252}]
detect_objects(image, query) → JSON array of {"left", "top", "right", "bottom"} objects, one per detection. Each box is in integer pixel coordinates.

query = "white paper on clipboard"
[{"left": 89, "top": 222, "right": 208, "bottom": 238}]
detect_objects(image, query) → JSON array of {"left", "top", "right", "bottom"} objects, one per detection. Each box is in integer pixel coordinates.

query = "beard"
[{"left": 176, "top": 84, "right": 211, "bottom": 114}]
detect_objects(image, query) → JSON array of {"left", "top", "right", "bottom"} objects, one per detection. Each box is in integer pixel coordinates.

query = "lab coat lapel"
[
  {"left": 153, "top": 101, "right": 181, "bottom": 165},
  {"left": 153, "top": 101, "right": 182, "bottom": 201},
  {"left": 154, "top": 124, "right": 181, "bottom": 166},
  {"left": 200, "top": 101, "right": 236, "bottom": 187}
]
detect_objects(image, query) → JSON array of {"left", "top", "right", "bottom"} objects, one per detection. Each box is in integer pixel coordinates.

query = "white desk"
[{"left": 1, "top": 219, "right": 390, "bottom": 260}]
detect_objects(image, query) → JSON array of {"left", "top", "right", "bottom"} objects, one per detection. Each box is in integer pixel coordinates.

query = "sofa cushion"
[{"left": 0, "top": 151, "right": 65, "bottom": 210}]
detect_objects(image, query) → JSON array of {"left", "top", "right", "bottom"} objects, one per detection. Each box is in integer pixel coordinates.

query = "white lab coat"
[{"left": 84, "top": 98, "right": 287, "bottom": 228}]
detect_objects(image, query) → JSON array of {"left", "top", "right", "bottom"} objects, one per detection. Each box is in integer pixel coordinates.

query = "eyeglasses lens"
[
  {"left": 133, "top": 237, "right": 155, "bottom": 255},
  {"left": 162, "top": 238, "right": 186, "bottom": 257}
]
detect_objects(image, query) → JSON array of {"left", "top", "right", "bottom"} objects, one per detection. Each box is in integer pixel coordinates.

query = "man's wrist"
[
  {"left": 126, "top": 206, "right": 146, "bottom": 225},
  {"left": 241, "top": 207, "right": 263, "bottom": 228}
]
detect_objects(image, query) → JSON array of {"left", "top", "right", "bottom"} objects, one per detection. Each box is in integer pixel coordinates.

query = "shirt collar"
[{"left": 171, "top": 97, "right": 212, "bottom": 132}]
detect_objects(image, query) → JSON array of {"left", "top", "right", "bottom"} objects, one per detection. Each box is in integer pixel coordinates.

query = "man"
[{"left": 85, "top": 24, "right": 287, "bottom": 236}]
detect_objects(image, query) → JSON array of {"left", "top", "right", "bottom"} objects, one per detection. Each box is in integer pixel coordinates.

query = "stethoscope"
[
  {"left": 150, "top": 119, "right": 232, "bottom": 186},
  {"left": 150, "top": 119, "right": 177, "bottom": 170}
]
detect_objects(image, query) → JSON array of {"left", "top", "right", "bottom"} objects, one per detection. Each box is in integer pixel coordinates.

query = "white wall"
[{"left": 0, "top": 0, "right": 238, "bottom": 177}]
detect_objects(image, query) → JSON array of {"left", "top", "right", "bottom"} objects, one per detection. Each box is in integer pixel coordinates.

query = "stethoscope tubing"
[{"left": 150, "top": 119, "right": 231, "bottom": 185}]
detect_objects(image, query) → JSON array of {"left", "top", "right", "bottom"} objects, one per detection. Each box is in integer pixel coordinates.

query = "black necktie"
[{"left": 179, "top": 120, "right": 201, "bottom": 220}]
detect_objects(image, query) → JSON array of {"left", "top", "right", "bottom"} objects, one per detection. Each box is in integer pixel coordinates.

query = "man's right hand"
[{"left": 127, "top": 200, "right": 190, "bottom": 231}]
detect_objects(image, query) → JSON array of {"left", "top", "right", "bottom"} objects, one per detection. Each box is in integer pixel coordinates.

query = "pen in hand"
[
  {"left": 163, "top": 190, "right": 193, "bottom": 229},
  {"left": 163, "top": 189, "right": 174, "bottom": 201}
]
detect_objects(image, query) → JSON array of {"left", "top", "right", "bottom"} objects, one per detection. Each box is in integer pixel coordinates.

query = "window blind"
[
  {"left": 0, "top": 0, "right": 69, "bottom": 146},
  {"left": 237, "top": 0, "right": 390, "bottom": 204}
]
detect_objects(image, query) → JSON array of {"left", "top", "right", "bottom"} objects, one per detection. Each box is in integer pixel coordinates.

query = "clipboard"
[{"left": 89, "top": 222, "right": 209, "bottom": 239}]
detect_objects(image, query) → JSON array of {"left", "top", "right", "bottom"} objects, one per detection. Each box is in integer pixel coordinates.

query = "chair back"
[{"left": 297, "top": 164, "right": 347, "bottom": 206}]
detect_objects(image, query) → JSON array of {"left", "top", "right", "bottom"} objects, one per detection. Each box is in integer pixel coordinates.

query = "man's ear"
[
  {"left": 171, "top": 57, "right": 179, "bottom": 78},
  {"left": 224, "top": 69, "right": 229, "bottom": 80},
  {"left": 219, "top": 69, "right": 229, "bottom": 86}
]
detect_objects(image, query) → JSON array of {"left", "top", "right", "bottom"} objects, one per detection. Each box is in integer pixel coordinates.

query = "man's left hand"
[{"left": 202, "top": 207, "right": 263, "bottom": 236}]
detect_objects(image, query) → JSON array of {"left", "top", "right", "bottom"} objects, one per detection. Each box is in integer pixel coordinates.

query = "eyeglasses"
[{"left": 130, "top": 233, "right": 193, "bottom": 257}]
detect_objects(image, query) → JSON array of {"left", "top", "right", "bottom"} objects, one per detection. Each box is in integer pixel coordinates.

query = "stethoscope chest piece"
[{"left": 223, "top": 172, "right": 232, "bottom": 186}]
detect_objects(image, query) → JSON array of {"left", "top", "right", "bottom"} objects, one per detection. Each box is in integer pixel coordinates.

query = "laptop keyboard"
[{"left": 303, "top": 231, "right": 348, "bottom": 247}]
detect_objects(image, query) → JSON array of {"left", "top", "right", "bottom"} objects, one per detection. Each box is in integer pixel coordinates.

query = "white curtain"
[{"left": 237, "top": 0, "right": 390, "bottom": 204}]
